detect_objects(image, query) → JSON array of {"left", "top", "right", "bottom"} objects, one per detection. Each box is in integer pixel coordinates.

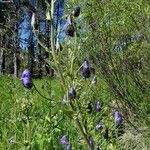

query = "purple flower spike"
[
  {"left": 67, "top": 145, "right": 72, "bottom": 150},
  {"left": 96, "top": 101, "right": 102, "bottom": 112},
  {"left": 21, "top": 69, "right": 32, "bottom": 89},
  {"left": 96, "top": 121, "right": 103, "bottom": 130},
  {"left": 114, "top": 111, "right": 123, "bottom": 125},
  {"left": 69, "top": 87, "right": 76, "bottom": 100},
  {"left": 82, "top": 59, "right": 91, "bottom": 78},
  {"left": 60, "top": 135, "right": 68, "bottom": 146},
  {"left": 92, "top": 76, "right": 97, "bottom": 85}
]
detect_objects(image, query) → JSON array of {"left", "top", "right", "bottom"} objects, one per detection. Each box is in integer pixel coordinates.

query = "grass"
[{"left": 0, "top": 76, "right": 67, "bottom": 150}]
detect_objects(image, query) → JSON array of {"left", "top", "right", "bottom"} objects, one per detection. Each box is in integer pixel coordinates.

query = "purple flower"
[
  {"left": 96, "top": 101, "right": 102, "bottom": 112},
  {"left": 82, "top": 59, "right": 90, "bottom": 69},
  {"left": 96, "top": 121, "right": 103, "bottom": 130},
  {"left": 64, "top": 15, "right": 75, "bottom": 37},
  {"left": 72, "top": 6, "right": 80, "bottom": 17},
  {"left": 82, "top": 68, "right": 91, "bottom": 79},
  {"left": 21, "top": 69, "right": 31, "bottom": 78},
  {"left": 69, "top": 87, "right": 76, "bottom": 100},
  {"left": 92, "top": 76, "right": 97, "bottom": 85},
  {"left": 82, "top": 59, "right": 90, "bottom": 78},
  {"left": 66, "top": 145, "right": 72, "bottom": 150},
  {"left": 60, "top": 135, "right": 68, "bottom": 146},
  {"left": 21, "top": 69, "right": 32, "bottom": 89},
  {"left": 114, "top": 111, "right": 123, "bottom": 125}
]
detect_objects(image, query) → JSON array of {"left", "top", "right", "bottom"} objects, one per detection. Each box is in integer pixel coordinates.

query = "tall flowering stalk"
[
  {"left": 49, "top": 1, "right": 94, "bottom": 149},
  {"left": 32, "top": 1, "right": 95, "bottom": 149}
]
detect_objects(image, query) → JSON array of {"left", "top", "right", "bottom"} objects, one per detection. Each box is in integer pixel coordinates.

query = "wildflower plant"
[
  {"left": 1, "top": 0, "right": 149, "bottom": 150},
  {"left": 19, "top": 1, "right": 123, "bottom": 149}
]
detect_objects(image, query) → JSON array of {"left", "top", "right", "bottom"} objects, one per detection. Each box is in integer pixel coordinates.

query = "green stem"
[
  {"left": 75, "top": 118, "right": 94, "bottom": 150},
  {"left": 49, "top": 1, "right": 93, "bottom": 150},
  {"left": 26, "top": 120, "right": 31, "bottom": 149},
  {"left": 69, "top": 101, "right": 93, "bottom": 150},
  {"left": 33, "top": 84, "right": 52, "bottom": 101}
]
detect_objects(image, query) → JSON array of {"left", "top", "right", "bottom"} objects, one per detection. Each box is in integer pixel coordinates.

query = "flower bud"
[
  {"left": 96, "top": 121, "right": 103, "bottom": 130},
  {"left": 114, "top": 111, "right": 123, "bottom": 125},
  {"left": 69, "top": 87, "right": 76, "bottom": 100},
  {"left": 21, "top": 69, "right": 32, "bottom": 89},
  {"left": 95, "top": 101, "right": 102, "bottom": 112},
  {"left": 82, "top": 59, "right": 90, "bottom": 78},
  {"left": 72, "top": 6, "right": 80, "bottom": 17},
  {"left": 60, "top": 135, "right": 68, "bottom": 146}
]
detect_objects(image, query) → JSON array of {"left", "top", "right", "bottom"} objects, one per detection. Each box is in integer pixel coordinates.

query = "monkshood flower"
[
  {"left": 114, "top": 111, "right": 123, "bottom": 125},
  {"left": 96, "top": 101, "right": 102, "bottom": 112},
  {"left": 60, "top": 135, "right": 69, "bottom": 146},
  {"left": 66, "top": 145, "right": 72, "bottom": 150},
  {"left": 82, "top": 59, "right": 90, "bottom": 79},
  {"left": 21, "top": 69, "right": 32, "bottom": 89},
  {"left": 72, "top": 6, "right": 80, "bottom": 17},
  {"left": 62, "top": 95, "right": 67, "bottom": 104},
  {"left": 69, "top": 87, "right": 76, "bottom": 100},
  {"left": 82, "top": 59, "right": 90, "bottom": 69},
  {"left": 96, "top": 121, "right": 103, "bottom": 130},
  {"left": 92, "top": 76, "right": 97, "bottom": 85},
  {"left": 64, "top": 15, "right": 75, "bottom": 37}
]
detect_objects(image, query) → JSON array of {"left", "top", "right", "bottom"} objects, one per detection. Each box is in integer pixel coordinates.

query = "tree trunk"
[
  {"left": 0, "top": 49, "right": 4, "bottom": 75},
  {"left": 13, "top": 50, "right": 18, "bottom": 77}
]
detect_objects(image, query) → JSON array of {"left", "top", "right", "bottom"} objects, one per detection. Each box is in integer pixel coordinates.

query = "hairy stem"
[{"left": 49, "top": 1, "right": 92, "bottom": 149}]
